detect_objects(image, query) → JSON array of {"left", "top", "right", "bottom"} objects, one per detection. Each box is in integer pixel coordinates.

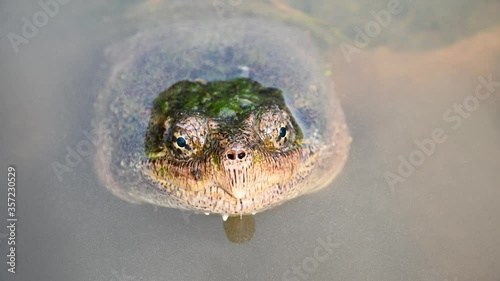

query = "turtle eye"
[
  {"left": 279, "top": 127, "right": 287, "bottom": 138},
  {"left": 172, "top": 133, "right": 192, "bottom": 153},
  {"left": 169, "top": 115, "right": 209, "bottom": 159},
  {"left": 258, "top": 108, "right": 295, "bottom": 151},
  {"left": 176, "top": 137, "right": 186, "bottom": 147}
]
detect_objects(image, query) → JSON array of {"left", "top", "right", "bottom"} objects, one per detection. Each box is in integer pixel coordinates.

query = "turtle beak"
[{"left": 219, "top": 142, "right": 253, "bottom": 199}]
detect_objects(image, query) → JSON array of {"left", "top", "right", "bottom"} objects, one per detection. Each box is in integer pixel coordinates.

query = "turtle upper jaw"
[
  {"left": 218, "top": 142, "right": 254, "bottom": 199},
  {"left": 213, "top": 137, "right": 308, "bottom": 200}
]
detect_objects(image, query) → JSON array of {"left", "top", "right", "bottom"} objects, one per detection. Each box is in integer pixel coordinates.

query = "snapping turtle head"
[{"left": 144, "top": 78, "right": 311, "bottom": 213}]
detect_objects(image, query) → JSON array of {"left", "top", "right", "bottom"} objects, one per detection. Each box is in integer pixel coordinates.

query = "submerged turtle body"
[{"left": 94, "top": 12, "right": 351, "bottom": 216}]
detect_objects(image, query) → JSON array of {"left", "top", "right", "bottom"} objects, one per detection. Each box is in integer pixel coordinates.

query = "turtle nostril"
[
  {"left": 226, "top": 149, "right": 247, "bottom": 161},
  {"left": 226, "top": 152, "right": 236, "bottom": 160}
]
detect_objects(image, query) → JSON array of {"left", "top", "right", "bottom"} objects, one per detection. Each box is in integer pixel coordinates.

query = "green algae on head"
[
  {"left": 152, "top": 78, "right": 289, "bottom": 121},
  {"left": 145, "top": 78, "right": 303, "bottom": 159}
]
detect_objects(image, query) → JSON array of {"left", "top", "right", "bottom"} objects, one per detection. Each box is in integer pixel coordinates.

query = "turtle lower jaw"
[
  {"left": 150, "top": 175, "right": 302, "bottom": 215},
  {"left": 193, "top": 179, "right": 306, "bottom": 216},
  {"left": 227, "top": 188, "right": 247, "bottom": 199}
]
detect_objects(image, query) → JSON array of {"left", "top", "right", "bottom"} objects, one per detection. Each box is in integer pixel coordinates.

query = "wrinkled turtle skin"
[{"left": 94, "top": 1, "right": 351, "bottom": 218}]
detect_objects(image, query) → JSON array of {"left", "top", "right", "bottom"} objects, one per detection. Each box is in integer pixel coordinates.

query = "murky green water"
[{"left": 1, "top": 1, "right": 499, "bottom": 281}]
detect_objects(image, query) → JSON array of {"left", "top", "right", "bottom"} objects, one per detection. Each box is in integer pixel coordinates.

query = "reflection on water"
[
  {"left": 0, "top": 0, "right": 499, "bottom": 281},
  {"left": 223, "top": 215, "right": 256, "bottom": 243}
]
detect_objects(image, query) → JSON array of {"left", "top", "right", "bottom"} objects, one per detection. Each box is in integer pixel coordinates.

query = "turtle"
[{"left": 93, "top": 1, "right": 351, "bottom": 226}]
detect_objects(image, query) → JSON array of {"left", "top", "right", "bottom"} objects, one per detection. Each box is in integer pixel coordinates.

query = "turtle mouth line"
[{"left": 152, "top": 173, "right": 297, "bottom": 214}]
